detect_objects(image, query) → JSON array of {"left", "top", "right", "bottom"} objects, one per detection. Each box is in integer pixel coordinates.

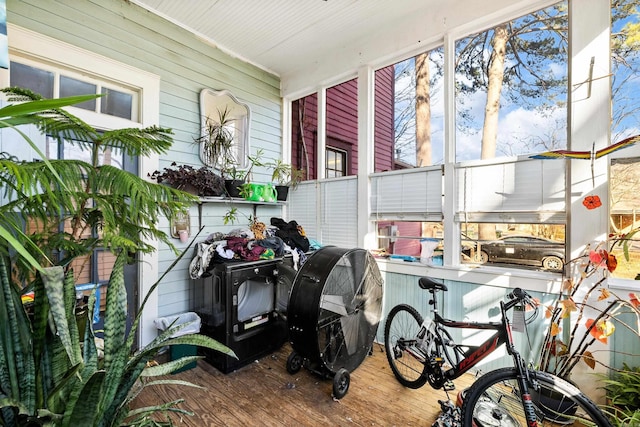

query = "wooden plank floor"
[{"left": 132, "top": 342, "right": 474, "bottom": 426}]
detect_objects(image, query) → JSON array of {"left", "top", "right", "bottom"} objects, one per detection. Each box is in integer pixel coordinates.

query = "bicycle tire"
[
  {"left": 461, "top": 367, "right": 613, "bottom": 426},
  {"left": 384, "top": 304, "right": 428, "bottom": 388}
]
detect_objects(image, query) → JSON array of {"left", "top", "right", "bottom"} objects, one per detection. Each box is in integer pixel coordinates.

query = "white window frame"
[{"left": 5, "top": 24, "right": 162, "bottom": 346}]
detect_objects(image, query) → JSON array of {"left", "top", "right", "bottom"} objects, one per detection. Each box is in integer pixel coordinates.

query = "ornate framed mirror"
[{"left": 199, "top": 88, "right": 251, "bottom": 171}]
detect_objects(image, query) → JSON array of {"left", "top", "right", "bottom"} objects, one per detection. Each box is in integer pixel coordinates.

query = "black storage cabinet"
[{"left": 191, "top": 258, "right": 289, "bottom": 373}]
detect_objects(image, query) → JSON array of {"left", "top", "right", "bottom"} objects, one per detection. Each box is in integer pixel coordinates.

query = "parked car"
[{"left": 462, "top": 235, "right": 565, "bottom": 271}]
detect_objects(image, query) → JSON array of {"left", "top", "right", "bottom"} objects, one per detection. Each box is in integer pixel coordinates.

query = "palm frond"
[{"left": 99, "top": 126, "right": 174, "bottom": 158}]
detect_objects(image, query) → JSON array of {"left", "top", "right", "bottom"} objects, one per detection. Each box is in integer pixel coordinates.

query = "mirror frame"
[{"left": 199, "top": 88, "right": 251, "bottom": 170}]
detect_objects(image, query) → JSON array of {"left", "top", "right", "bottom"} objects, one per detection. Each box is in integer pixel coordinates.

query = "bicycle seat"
[{"left": 418, "top": 277, "right": 447, "bottom": 291}]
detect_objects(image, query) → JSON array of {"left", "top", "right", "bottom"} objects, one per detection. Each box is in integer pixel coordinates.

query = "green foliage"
[
  {"left": 0, "top": 87, "right": 199, "bottom": 273},
  {"left": 603, "top": 363, "right": 640, "bottom": 411},
  {"left": 0, "top": 87, "right": 236, "bottom": 425},
  {"left": 267, "top": 159, "right": 304, "bottom": 188},
  {"left": 149, "top": 163, "right": 224, "bottom": 197},
  {"left": 196, "top": 107, "right": 235, "bottom": 173},
  {"left": 0, "top": 249, "right": 236, "bottom": 427}
]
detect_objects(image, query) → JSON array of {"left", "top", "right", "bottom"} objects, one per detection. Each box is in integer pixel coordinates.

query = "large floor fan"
[{"left": 286, "top": 247, "right": 384, "bottom": 398}]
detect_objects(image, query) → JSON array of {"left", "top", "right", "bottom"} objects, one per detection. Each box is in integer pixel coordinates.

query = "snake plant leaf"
[
  {"left": 44, "top": 362, "right": 83, "bottom": 416},
  {"left": 81, "top": 290, "right": 100, "bottom": 372},
  {"left": 64, "top": 370, "right": 105, "bottom": 427},
  {"left": 40, "top": 266, "right": 82, "bottom": 367},
  {"left": 122, "top": 399, "right": 192, "bottom": 424},
  {"left": 0, "top": 224, "right": 45, "bottom": 273},
  {"left": 139, "top": 357, "right": 205, "bottom": 377},
  {"left": 0, "top": 255, "right": 36, "bottom": 415},
  {"left": 103, "top": 252, "right": 127, "bottom": 371}
]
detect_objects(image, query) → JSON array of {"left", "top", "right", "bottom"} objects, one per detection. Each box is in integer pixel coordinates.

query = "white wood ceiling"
[{"left": 130, "top": 0, "right": 555, "bottom": 97}]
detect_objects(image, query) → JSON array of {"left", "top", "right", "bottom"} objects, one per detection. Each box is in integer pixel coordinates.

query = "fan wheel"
[
  {"left": 287, "top": 247, "right": 384, "bottom": 376},
  {"left": 332, "top": 368, "right": 350, "bottom": 399},
  {"left": 286, "top": 351, "right": 303, "bottom": 374}
]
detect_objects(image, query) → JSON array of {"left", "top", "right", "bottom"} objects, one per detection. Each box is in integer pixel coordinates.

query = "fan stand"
[{"left": 285, "top": 247, "right": 383, "bottom": 399}]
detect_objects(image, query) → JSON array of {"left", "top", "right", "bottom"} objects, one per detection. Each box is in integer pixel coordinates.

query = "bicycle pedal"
[{"left": 443, "top": 380, "right": 455, "bottom": 391}]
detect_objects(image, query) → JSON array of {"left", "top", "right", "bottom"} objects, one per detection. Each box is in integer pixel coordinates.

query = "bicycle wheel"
[
  {"left": 384, "top": 304, "right": 428, "bottom": 388},
  {"left": 461, "top": 367, "right": 612, "bottom": 426}
]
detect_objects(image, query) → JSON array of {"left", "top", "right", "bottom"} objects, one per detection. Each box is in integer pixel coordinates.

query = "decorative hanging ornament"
[
  {"left": 530, "top": 135, "right": 640, "bottom": 187},
  {"left": 582, "top": 195, "right": 602, "bottom": 210}
]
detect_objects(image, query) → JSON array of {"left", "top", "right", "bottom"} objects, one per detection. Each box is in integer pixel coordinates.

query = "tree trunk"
[
  {"left": 479, "top": 24, "right": 508, "bottom": 241},
  {"left": 415, "top": 52, "right": 432, "bottom": 167},
  {"left": 481, "top": 24, "right": 508, "bottom": 160}
]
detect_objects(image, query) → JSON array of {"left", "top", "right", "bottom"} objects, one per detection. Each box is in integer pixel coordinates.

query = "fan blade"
[
  {"left": 339, "top": 312, "right": 362, "bottom": 355},
  {"left": 320, "top": 294, "right": 348, "bottom": 316}
]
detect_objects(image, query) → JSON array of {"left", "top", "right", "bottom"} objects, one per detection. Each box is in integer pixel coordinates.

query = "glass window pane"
[
  {"left": 610, "top": 158, "right": 640, "bottom": 280},
  {"left": 454, "top": 2, "right": 568, "bottom": 162},
  {"left": 334, "top": 153, "right": 343, "bottom": 170},
  {"left": 60, "top": 75, "right": 97, "bottom": 111},
  {"left": 98, "top": 146, "right": 124, "bottom": 169},
  {"left": 291, "top": 93, "right": 317, "bottom": 179},
  {"left": 376, "top": 48, "right": 444, "bottom": 170},
  {"left": 460, "top": 222, "right": 565, "bottom": 272},
  {"left": 101, "top": 87, "right": 133, "bottom": 120},
  {"left": 10, "top": 61, "right": 54, "bottom": 99},
  {"left": 376, "top": 221, "right": 443, "bottom": 264},
  {"left": 612, "top": 3, "right": 640, "bottom": 141}
]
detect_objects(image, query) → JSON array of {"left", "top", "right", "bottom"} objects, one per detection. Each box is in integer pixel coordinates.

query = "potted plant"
[
  {"left": 150, "top": 162, "right": 225, "bottom": 197},
  {"left": 196, "top": 106, "right": 235, "bottom": 171},
  {"left": 223, "top": 148, "right": 265, "bottom": 198},
  {"left": 267, "top": 159, "right": 304, "bottom": 201}
]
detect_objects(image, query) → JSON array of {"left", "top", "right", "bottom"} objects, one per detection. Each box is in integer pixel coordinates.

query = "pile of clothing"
[{"left": 189, "top": 218, "right": 313, "bottom": 279}]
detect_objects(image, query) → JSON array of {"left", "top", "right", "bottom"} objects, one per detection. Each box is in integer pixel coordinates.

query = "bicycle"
[{"left": 384, "top": 276, "right": 612, "bottom": 426}]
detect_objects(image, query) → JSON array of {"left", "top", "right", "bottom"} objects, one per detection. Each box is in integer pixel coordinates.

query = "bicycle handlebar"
[
  {"left": 508, "top": 287, "right": 528, "bottom": 300},
  {"left": 503, "top": 287, "right": 535, "bottom": 312}
]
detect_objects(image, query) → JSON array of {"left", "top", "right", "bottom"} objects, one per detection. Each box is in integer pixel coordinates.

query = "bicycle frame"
[
  {"left": 433, "top": 291, "right": 540, "bottom": 425},
  {"left": 434, "top": 292, "right": 526, "bottom": 381}
]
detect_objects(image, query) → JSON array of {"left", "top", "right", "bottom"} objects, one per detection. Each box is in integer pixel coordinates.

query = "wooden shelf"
[{"left": 196, "top": 196, "right": 286, "bottom": 227}]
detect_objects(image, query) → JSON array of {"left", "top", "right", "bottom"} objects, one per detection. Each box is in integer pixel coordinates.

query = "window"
[
  {"left": 454, "top": 2, "right": 568, "bottom": 162},
  {"left": 47, "top": 135, "right": 124, "bottom": 168},
  {"left": 377, "top": 221, "right": 443, "bottom": 264},
  {"left": 325, "top": 147, "right": 346, "bottom": 178},
  {"left": 10, "top": 59, "right": 138, "bottom": 122},
  {"left": 6, "top": 25, "right": 159, "bottom": 322},
  {"left": 460, "top": 222, "right": 565, "bottom": 272},
  {"left": 610, "top": 158, "right": 640, "bottom": 280},
  {"left": 326, "top": 79, "right": 357, "bottom": 177},
  {"left": 291, "top": 93, "right": 318, "bottom": 179},
  {"left": 376, "top": 47, "right": 444, "bottom": 169},
  {"left": 609, "top": 2, "right": 640, "bottom": 281}
]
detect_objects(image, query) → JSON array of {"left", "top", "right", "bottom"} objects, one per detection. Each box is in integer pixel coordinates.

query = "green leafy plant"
[
  {"left": 196, "top": 107, "right": 235, "bottom": 173},
  {"left": 224, "top": 148, "right": 265, "bottom": 183},
  {"left": 601, "top": 363, "right": 640, "bottom": 411},
  {"left": 0, "top": 87, "right": 235, "bottom": 426},
  {"left": 267, "top": 159, "right": 304, "bottom": 189},
  {"left": 0, "top": 87, "right": 199, "bottom": 272},
  {"left": 0, "top": 245, "right": 235, "bottom": 427}
]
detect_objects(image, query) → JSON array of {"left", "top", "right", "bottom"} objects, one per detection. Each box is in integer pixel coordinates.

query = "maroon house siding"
[
  {"left": 326, "top": 78, "right": 358, "bottom": 175},
  {"left": 291, "top": 66, "right": 395, "bottom": 179}
]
